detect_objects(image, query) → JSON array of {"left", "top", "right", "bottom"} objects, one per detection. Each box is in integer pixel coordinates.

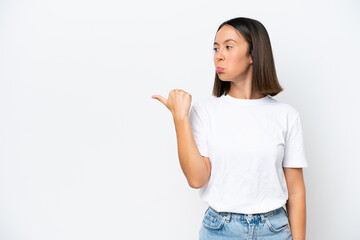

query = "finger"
[{"left": 151, "top": 95, "right": 168, "bottom": 106}]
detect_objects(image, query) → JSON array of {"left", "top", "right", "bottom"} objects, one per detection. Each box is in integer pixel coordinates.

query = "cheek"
[
  {"left": 229, "top": 54, "right": 248, "bottom": 71},
  {"left": 229, "top": 51, "right": 246, "bottom": 63},
  {"left": 234, "top": 52, "right": 249, "bottom": 63}
]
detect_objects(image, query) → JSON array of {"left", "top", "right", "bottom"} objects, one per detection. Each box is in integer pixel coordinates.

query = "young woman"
[{"left": 152, "top": 17, "right": 308, "bottom": 240}]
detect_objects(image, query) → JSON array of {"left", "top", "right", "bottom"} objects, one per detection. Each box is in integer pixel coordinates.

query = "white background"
[{"left": 1, "top": 0, "right": 359, "bottom": 239}]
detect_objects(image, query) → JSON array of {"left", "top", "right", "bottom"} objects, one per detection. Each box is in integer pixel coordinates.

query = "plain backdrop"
[{"left": 1, "top": 0, "right": 359, "bottom": 239}]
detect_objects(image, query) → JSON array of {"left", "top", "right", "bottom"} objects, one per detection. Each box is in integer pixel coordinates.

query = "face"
[{"left": 213, "top": 25, "right": 253, "bottom": 81}]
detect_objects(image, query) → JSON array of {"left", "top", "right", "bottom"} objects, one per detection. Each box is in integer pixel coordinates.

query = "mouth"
[{"left": 216, "top": 67, "right": 225, "bottom": 73}]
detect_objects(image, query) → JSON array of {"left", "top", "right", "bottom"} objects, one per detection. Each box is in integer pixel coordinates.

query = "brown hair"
[{"left": 212, "top": 17, "right": 283, "bottom": 97}]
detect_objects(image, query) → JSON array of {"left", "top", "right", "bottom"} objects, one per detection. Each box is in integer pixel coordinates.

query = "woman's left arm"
[{"left": 284, "top": 168, "right": 307, "bottom": 240}]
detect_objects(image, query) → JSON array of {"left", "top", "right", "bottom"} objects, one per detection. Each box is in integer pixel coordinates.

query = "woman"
[{"left": 152, "top": 17, "right": 308, "bottom": 240}]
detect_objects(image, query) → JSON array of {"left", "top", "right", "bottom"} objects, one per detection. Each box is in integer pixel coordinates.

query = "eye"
[{"left": 213, "top": 46, "right": 232, "bottom": 52}]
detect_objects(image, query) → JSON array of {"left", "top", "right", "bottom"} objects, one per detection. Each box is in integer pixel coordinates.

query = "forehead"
[{"left": 214, "top": 25, "right": 245, "bottom": 43}]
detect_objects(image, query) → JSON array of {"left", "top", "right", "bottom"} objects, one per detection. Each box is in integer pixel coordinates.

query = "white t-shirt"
[{"left": 189, "top": 93, "right": 308, "bottom": 214}]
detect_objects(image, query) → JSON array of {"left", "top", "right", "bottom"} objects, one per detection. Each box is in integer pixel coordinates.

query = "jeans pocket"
[
  {"left": 265, "top": 207, "right": 290, "bottom": 233},
  {"left": 202, "top": 207, "right": 226, "bottom": 230}
]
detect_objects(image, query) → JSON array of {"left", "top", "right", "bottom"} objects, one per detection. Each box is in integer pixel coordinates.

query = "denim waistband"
[{"left": 208, "top": 205, "right": 285, "bottom": 222}]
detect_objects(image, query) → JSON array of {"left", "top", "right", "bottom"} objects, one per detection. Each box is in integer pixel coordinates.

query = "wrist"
[{"left": 173, "top": 115, "right": 188, "bottom": 122}]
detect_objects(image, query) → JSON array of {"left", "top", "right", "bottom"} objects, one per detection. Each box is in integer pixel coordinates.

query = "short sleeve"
[
  {"left": 282, "top": 115, "right": 308, "bottom": 168},
  {"left": 188, "top": 104, "right": 209, "bottom": 157}
]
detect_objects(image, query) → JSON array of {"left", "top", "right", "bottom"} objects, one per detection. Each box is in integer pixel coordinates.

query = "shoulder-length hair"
[{"left": 212, "top": 17, "right": 283, "bottom": 97}]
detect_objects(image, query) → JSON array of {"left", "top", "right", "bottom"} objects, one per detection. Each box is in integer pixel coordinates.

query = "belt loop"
[
  {"left": 226, "top": 212, "right": 231, "bottom": 222},
  {"left": 282, "top": 206, "right": 288, "bottom": 217}
]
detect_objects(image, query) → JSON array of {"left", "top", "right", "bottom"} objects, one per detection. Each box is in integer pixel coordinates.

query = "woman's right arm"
[
  {"left": 173, "top": 116, "right": 211, "bottom": 189},
  {"left": 152, "top": 89, "right": 211, "bottom": 189}
]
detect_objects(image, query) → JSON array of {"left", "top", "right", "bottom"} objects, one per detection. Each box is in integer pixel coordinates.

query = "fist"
[{"left": 152, "top": 89, "right": 192, "bottom": 120}]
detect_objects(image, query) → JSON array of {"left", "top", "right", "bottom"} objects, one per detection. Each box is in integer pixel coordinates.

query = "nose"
[{"left": 215, "top": 51, "right": 224, "bottom": 61}]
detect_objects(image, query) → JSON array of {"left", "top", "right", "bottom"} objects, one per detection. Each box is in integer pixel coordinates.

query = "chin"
[{"left": 218, "top": 75, "right": 229, "bottom": 81}]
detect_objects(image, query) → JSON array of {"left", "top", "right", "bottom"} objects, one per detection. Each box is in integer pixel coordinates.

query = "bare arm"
[
  {"left": 152, "top": 90, "right": 211, "bottom": 189},
  {"left": 174, "top": 116, "right": 211, "bottom": 189},
  {"left": 284, "top": 168, "right": 306, "bottom": 240}
]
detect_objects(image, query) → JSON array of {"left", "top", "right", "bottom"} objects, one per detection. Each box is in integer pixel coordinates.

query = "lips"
[{"left": 216, "top": 67, "right": 225, "bottom": 73}]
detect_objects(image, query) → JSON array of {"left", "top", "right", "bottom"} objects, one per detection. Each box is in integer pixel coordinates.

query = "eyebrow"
[{"left": 213, "top": 39, "right": 237, "bottom": 45}]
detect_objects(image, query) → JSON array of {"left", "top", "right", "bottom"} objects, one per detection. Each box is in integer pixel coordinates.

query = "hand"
[{"left": 152, "top": 89, "right": 192, "bottom": 120}]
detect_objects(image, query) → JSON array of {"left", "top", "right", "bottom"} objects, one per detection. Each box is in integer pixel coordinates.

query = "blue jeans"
[{"left": 199, "top": 205, "right": 292, "bottom": 239}]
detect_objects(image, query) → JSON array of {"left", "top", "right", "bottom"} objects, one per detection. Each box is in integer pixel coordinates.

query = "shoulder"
[
  {"left": 267, "top": 96, "right": 300, "bottom": 117},
  {"left": 190, "top": 96, "right": 219, "bottom": 122},
  {"left": 191, "top": 96, "right": 218, "bottom": 110},
  {"left": 266, "top": 96, "right": 302, "bottom": 128}
]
